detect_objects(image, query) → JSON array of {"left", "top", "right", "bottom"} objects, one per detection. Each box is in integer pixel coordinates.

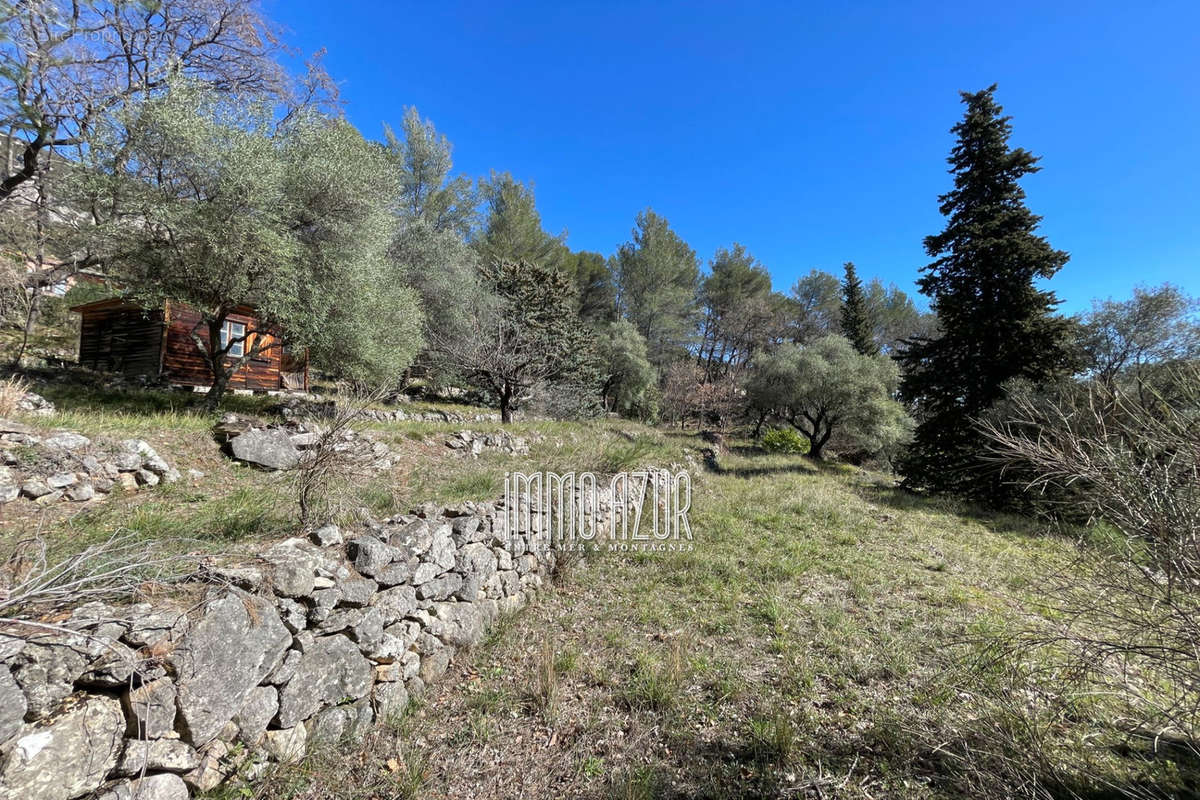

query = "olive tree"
[
  {"left": 746, "top": 335, "right": 912, "bottom": 459},
  {"left": 596, "top": 319, "right": 657, "bottom": 419},
  {"left": 85, "top": 86, "right": 420, "bottom": 407}
]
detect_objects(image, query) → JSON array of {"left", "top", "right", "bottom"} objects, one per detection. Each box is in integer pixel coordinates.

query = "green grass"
[{"left": 4, "top": 378, "right": 1192, "bottom": 798}]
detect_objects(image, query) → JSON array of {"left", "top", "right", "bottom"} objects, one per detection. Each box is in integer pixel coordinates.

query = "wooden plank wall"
[
  {"left": 162, "top": 304, "right": 283, "bottom": 390},
  {"left": 77, "top": 306, "right": 165, "bottom": 377}
]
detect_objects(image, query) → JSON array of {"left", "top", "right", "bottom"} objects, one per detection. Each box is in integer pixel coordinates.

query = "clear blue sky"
[{"left": 267, "top": 0, "right": 1199, "bottom": 314}]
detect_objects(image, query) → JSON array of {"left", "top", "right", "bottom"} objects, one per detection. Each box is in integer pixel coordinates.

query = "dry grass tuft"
[{"left": 0, "top": 374, "right": 30, "bottom": 417}]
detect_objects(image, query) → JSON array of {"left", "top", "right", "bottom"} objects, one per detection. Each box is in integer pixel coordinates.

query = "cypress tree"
[
  {"left": 898, "top": 85, "right": 1075, "bottom": 501},
  {"left": 840, "top": 261, "right": 877, "bottom": 356}
]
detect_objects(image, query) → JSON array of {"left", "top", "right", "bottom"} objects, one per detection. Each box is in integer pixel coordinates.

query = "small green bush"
[{"left": 760, "top": 428, "right": 809, "bottom": 454}]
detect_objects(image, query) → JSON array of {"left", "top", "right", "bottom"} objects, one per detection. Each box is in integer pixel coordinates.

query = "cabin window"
[{"left": 220, "top": 321, "right": 247, "bottom": 358}]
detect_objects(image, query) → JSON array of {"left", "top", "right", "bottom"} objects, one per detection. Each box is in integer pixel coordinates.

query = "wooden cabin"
[{"left": 71, "top": 298, "right": 309, "bottom": 392}]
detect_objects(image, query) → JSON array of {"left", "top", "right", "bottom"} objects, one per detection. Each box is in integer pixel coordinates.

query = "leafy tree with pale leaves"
[
  {"left": 746, "top": 336, "right": 911, "bottom": 460},
  {"left": 382, "top": 108, "right": 482, "bottom": 354},
  {"left": 84, "top": 86, "right": 421, "bottom": 408},
  {"left": 596, "top": 319, "right": 657, "bottom": 418}
]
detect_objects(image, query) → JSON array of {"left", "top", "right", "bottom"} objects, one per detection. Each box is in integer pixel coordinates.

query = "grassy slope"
[
  {"left": 3, "top": 384, "right": 1189, "bottom": 798},
  {"left": 244, "top": 445, "right": 1188, "bottom": 799}
]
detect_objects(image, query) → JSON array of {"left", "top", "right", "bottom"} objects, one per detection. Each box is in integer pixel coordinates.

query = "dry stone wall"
[{"left": 0, "top": 491, "right": 621, "bottom": 800}]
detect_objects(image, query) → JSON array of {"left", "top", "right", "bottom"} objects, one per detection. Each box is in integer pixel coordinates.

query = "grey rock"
[
  {"left": 307, "top": 587, "right": 342, "bottom": 624},
  {"left": 276, "top": 635, "right": 373, "bottom": 728},
  {"left": 262, "top": 725, "right": 307, "bottom": 764},
  {"left": 267, "top": 648, "right": 302, "bottom": 685},
  {"left": 12, "top": 642, "right": 87, "bottom": 719},
  {"left": 269, "top": 559, "right": 315, "bottom": 598},
  {"left": 346, "top": 537, "right": 400, "bottom": 578},
  {"left": 314, "top": 607, "right": 362, "bottom": 636},
  {"left": 0, "top": 483, "right": 18, "bottom": 503},
  {"left": 0, "top": 667, "right": 27, "bottom": 744},
  {"left": 135, "top": 469, "right": 159, "bottom": 487},
  {"left": 386, "top": 519, "right": 432, "bottom": 555},
  {"left": 123, "top": 678, "right": 177, "bottom": 739},
  {"left": 21, "top": 480, "right": 53, "bottom": 499},
  {"left": 371, "top": 557, "right": 418, "bottom": 587},
  {"left": 425, "top": 602, "right": 485, "bottom": 649},
  {"left": 309, "top": 703, "right": 371, "bottom": 744},
  {"left": 123, "top": 608, "right": 189, "bottom": 649},
  {"left": 370, "top": 585, "right": 417, "bottom": 625},
  {"left": 122, "top": 439, "right": 170, "bottom": 474},
  {"left": 348, "top": 606, "right": 385, "bottom": 652},
  {"left": 232, "top": 685, "right": 278, "bottom": 745},
  {"left": 45, "top": 472, "right": 77, "bottom": 489},
  {"left": 65, "top": 482, "right": 95, "bottom": 502},
  {"left": 429, "top": 522, "right": 457, "bottom": 570},
  {"left": 169, "top": 594, "right": 290, "bottom": 745},
  {"left": 42, "top": 431, "right": 90, "bottom": 451},
  {"left": 373, "top": 683, "right": 410, "bottom": 722},
  {"left": 418, "top": 645, "right": 452, "bottom": 683},
  {"left": 456, "top": 542, "right": 497, "bottom": 600},
  {"left": 101, "top": 773, "right": 190, "bottom": 800},
  {"left": 416, "top": 572, "right": 463, "bottom": 602},
  {"left": 0, "top": 693, "right": 124, "bottom": 800},
  {"left": 276, "top": 598, "right": 307, "bottom": 633},
  {"left": 113, "top": 452, "right": 142, "bottom": 472},
  {"left": 310, "top": 523, "right": 343, "bottom": 547},
  {"left": 116, "top": 738, "right": 201, "bottom": 775},
  {"left": 451, "top": 514, "right": 482, "bottom": 543},
  {"left": 411, "top": 561, "right": 442, "bottom": 585},
  {"left": 229, "top": 428, "right": 300, "bottom": 470},
  {"left": 288, "top": 431, "right": 321, "bottom": 448},
  {"left": 337, "top": 576, "right": 378, "bottom": 607}
]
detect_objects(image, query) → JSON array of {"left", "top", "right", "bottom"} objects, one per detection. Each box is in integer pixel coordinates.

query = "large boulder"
[
  {"left": 0, "top": 694, "right": 125, "bottom": 800},
  {"left": 0, "top": 667, "right": 27, "bottom": 745},
  {"left": 275, "top": 635, "right": 372, "bottom": 728},
  {"left": 169, "top": 594, "right": 290, "bottom": 745},
  {"left": 228, "top": 428, "right": 300, "bottom": 470}
]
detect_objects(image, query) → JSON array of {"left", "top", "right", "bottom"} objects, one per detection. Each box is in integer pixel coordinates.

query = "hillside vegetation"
[{"left": 4, "top": 382, "right": 1190, "bottom": 799}]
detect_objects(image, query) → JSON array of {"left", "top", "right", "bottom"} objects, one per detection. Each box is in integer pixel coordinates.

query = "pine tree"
[
  {"left": 898, "top": 85, "right": 1075, "bottom": 500},
  {"left": 840, "top": 262, "right": 877, "bottom": 356}
]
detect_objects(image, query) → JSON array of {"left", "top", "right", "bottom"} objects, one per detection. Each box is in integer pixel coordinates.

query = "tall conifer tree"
[
  {"left": 898, "top": 85, "right": 1075, "bottom": 500},
  {"left": 840, "top": 262, "right": 877, "bottom": 356}
]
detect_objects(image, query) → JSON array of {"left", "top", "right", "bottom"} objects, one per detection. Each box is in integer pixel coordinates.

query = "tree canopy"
[{"left": 898, "top": 85, "right": 1076, "bottom": 500}]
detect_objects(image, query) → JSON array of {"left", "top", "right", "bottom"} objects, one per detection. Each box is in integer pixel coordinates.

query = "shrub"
[{"left": 760, "top": 428, "right": 808, "bottom": 454}]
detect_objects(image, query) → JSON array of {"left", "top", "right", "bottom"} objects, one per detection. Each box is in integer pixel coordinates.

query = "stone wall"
[
  {"left": 1, "top": 420, "right": 179, "bottom": 506},
  {"left": 0, "top": 491, "right": 619, "bottom": 800}
]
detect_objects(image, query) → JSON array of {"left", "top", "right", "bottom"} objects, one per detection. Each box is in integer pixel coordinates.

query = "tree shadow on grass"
[{"left": 854, "top": 480, "right": 1051, "bottom": 541}]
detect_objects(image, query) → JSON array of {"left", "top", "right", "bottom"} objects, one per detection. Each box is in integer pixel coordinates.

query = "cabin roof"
[{"left": 69, "top": 297, "right": 148, "bottom": 313}]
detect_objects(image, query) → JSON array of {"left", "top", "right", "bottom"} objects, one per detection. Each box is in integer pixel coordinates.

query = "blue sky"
[{"left": 267, "top": 0, "right": 1199, "bottom": 313}]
